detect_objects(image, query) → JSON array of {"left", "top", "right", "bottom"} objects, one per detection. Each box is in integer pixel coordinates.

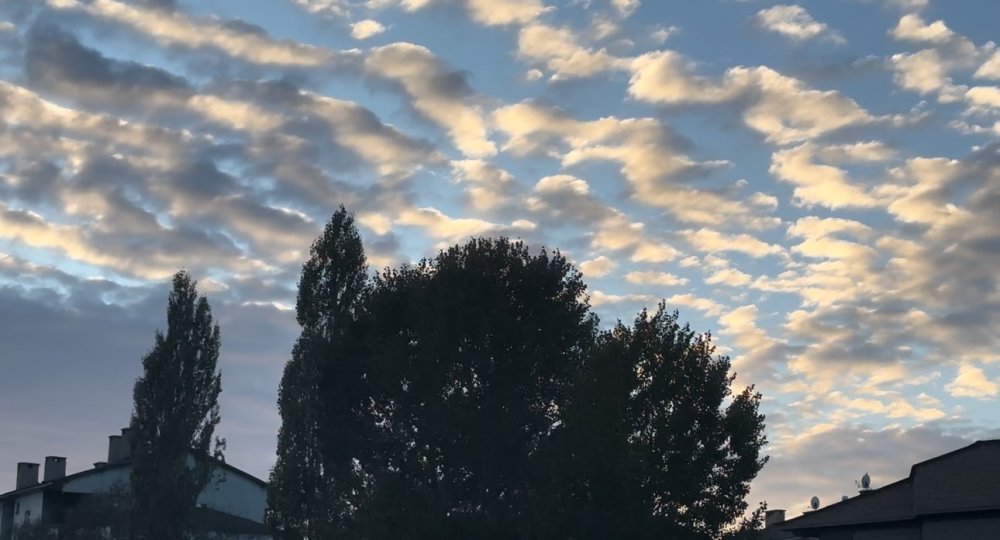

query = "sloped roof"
[
  {"left": 0, "top": 453, "right": 265, "bottom": 500},
  {"left": 780, "top": 439, "right": 1000, "bottom": 533}
]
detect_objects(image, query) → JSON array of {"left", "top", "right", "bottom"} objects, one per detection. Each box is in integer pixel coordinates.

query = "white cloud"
[
  {"left": 465, "top": 0, "right": 550, "bottom": 26},
  {"left": 681, "top": 228, "right": 783, "bottom": 258},
  {"left": 580, "top": 255, "right": 617, "bottom": 277},
  {"left": 889, "top": 14, "right": 955, "bottom": 44},
  {"left": 769, "top": 143, "right": 881, "bottom": 209},
  {"left": 628, "top": 53, "right": 874, "bottom": 143},
  {"left": 50, "top": 0, "right": 341, "bottom": 67},
  {"left": 493, "top": 101, "right": 753, "bottom": 224},
  {"left": 946, "top": 364, "right": 999, "bottom": 399},
  {"left": 975, "top": 50, "right": 1000, "bottom": 79},
  {"left": 366, "top": 43, "right": 496, "bottom": 158},
  {"left": 396, "top": 206, "right": 498, "bottom": 240},
  {"left": 625, "top": 270, "right": 688, "bottom": 286},
  {"left": 450, "top": 159, "right": 516, "bottom": 211},
  {"left": 705, "top": 267, "right": 752, "bottom": 287},
  {"left": 590, "top": 290, "right": 654, "bottom": 306},
  {"left": 351, "top": 19, "right": 387, "bottom": 40},
  {"left": 610, "top": 0, "right": 639, "bottom": 17},
  {"left": 517, "top": 23, "right": 620, "bottom": 79},
  {"left": 755, "top": 5, "right": 844, "bottom": 44}
]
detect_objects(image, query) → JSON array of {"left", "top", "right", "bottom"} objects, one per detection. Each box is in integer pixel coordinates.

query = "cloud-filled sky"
[{"left": 1, "top": 0, "right": 998, "bottom": 517}]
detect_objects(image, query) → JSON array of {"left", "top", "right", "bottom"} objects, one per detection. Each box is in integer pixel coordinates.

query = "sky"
[{"left": 0, "top": 0, "right": 998, "bottom": 519}]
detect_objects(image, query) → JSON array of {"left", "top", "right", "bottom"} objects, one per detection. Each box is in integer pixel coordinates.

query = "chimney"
[
  {"left": 108, "top": 435, "right": 123, "bottom": 463},
  {"left": 43, "top": 457, "right": 66, "bottom": 482},
  {"left": 765, "top": 509, "right": 786, "bottom": 528},
  {"left": 16, "top": 463, "right": 39, "bottom": 490},
  {"left": 119, "top": 427, "right": 134, "bottom": 460}
]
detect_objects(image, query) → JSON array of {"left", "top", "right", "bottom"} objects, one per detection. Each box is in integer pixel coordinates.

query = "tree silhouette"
[
  {"left": 322, "top": 238, "right": 597, "bottom": 539},
  {"left": 538, "top": 305, "right": 768, "bottom": 539},
  {"left": 269, "top": 230, "right": 768, "bottom": 539},
  {"left": 130, "top": 271, "right": 224, "bottom": 540},
  {"left": 267, "top": 206, "right": 368, "bottom": 539}
]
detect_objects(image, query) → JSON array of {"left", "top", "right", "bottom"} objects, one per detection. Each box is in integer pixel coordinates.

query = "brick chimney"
[
  {"left": 119, "top": 427, "right": 134, "bottom": 460},
  {"left": 16, "top": 463, "right": 39, "bottom": 490},
  {"left": 765, "top": 509, "right": 785, "bottom": 528},
  {"left": 43, "top": 457, "right": 66, "bottom": 482},
  {"left": 108, "top": 435, "right": 123, "bottom": 463}
]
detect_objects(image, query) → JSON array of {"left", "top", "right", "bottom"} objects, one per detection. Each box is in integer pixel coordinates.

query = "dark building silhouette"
[
  {"left": 765, "top": 439, "right": 1000, "bottom": 540},
  {"left": 0, "top": 428, "right": 270, "bottom": 540}
]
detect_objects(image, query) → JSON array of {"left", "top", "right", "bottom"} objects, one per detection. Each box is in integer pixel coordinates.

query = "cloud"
[
  {"left": 450, "top": 159, "right": 516, "bottom": 211},
  {"left": 590, "top": 290, "right": 655, "bottom": 307},
  {"left": 517, "top": 23, "right": 620, "bottom": 79},
  {"left": 663, "top": 293, "right": 725, "bottom": 317},
  {"left": 624, "top": 270, "right": 687, "bottom": 286},
  {"left": 366, "top": 43, "right": 496, "bottom": 158},
  {"left": 494, "top": 101, "right": 755, "bottom": 224},
  {"left": 607, "top": 0, "right": 637, "bottom": 17},
  {"left": 292, "top": 0, "right": 352, "bottom": 18},
  {"left": 579, "top": 255, "right": 617, "bottom": 278},
  {"left": 48, "top": 0, "right": 344, "bottom": 67},
  {"left": 755, "top": 5, "right": 844, "bottom": 44},
  {"left": 769, "top": 142, "right": 887, "bottom": 209},
  {"left": 705, "top": 267, "right": 752, "bottom": 287},
  {"left": 351, "top": 19, "right": 386, "bottom": 39},
  {"left": 946, "top": 364, "right": 999, "bottom": 399},
  {"left": 890, "top": 13, "right": 955, "bottom": 44},
  {"left": 681, "top": 228, "right": 783, "bottom": 258},
  {"left": 464, "top": 0, "right": 550, "bottom": 26},
  {"left": 628, "top": 53, "right": 875, "bottom": 143}
]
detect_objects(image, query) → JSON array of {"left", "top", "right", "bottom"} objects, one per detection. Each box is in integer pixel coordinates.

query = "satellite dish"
[
  {"left": 861, "top": 472, "right": 871, "bottom": 489},
  {"left": 842, "top": 495, "right": 849, "bottom": 501},
  {"left": 810, "top": 496, "right": 820, "bottom": 510}
]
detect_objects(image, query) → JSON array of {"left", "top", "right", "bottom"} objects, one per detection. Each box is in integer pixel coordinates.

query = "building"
[
  {"left": 765, "top": 439, "right": 1000, "bottom": 540},
  {"left": 0, "top": 428, "right": 271, "bottom": 540}
]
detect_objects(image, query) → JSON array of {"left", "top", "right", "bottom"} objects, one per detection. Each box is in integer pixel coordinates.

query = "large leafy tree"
[
  {"left": 267, "top": 206, "right": 368, "bottom": 539},
  {"left": 327, "top": 238, "right": 598, "bottom": 539},
  {"left": 539, "top": 305, "right": 768, "bottom": 540},
  {"left": 130, "top": 271, "right": 224, "bottom": 540}
]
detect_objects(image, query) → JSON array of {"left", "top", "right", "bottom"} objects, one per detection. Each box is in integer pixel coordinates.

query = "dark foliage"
[
  {"left": 267, "top": 206, "right": 368, "bottom": 540},
  {"left": 536, "top": 306, "right": 768, "bottom": 539},
  {"left": 267, "top": 225, "right": 768, "bottom": 539},
  {"left": 334, "top": 238, "right": 598, "bottom": 539},
  {"left": 129, "top": 271, "right": 224, "bottom": 540}
]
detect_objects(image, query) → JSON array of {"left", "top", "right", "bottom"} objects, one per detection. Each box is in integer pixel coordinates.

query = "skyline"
[{"left": 1, "top": 0, "right": 998, "bottom": 517}]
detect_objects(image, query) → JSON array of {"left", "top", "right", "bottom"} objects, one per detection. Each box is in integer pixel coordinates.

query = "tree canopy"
[
  {"left": 268, "top": 224, "right": 769, "bottom": 539},
  {"left": 268, "top": 206, "right": 368, "bottom": 540},
  {"left": 130, "top": 271, "right": 225, "bottom": 540}
]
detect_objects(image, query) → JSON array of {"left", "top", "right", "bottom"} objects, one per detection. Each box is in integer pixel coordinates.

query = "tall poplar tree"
[
  {"left": 130, "top": 271, "right": 224, "bottom": 540},
  {"left": 267, "top": 206, "right": 368, "bottom": 540}
]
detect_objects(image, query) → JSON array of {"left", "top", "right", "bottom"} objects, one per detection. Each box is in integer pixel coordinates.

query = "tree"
[
  {"left": 324, "top": 237, "right": 598, "bottom": 539},
  {"left": 267, "top": 206, "right": 368, "bottom": 540},
  {"left": 538, "top": 305, "right": 768, "bottom": 540},
  {"left": 292, "top": 230, "right": 767, "bottom": 539},
  {"left": 129, "top": 271, "right": 224, "bottom": 540}
]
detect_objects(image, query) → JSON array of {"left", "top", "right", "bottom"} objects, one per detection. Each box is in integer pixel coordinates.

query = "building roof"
[
  {"left": 0, "top": 453, "right": 266, "bottom": 501},
  {"left": 779, "top": 439, "right": 1000, "bottom": 534}
]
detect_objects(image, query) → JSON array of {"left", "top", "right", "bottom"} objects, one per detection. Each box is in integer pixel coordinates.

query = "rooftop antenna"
[
  {"left": 809, "top": 496, "right": 820, "bottom": 510},
  {"left": 856, "top": 472, "right": 872, "bottom": 492}
]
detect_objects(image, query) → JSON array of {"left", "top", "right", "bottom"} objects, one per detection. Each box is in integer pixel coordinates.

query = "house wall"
[
  {"left": 851, "top": 526, "right": 918, "bottom": 540},
  {"left": 196, "top": 468, "right": 267, "bottom": 523},
  {"left": 11, "top": 491, "right": 44, "bottom": 528},
  {"left": 921, "top": 516, "right": 1000, "bottom": 539},
  {"left": 61, "top": 466, "right": 129, "bottom": 494},
  {"left": 1, "top": 500, "right": 14, "bottom": 540},
  {"left": 913, "top": 443, "right": 1000, "bottom": 514}
]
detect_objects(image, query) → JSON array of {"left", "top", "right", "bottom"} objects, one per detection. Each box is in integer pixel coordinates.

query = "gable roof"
[
  {"left": 780, "top": 439, "right": 1000, "bottom": 533},
  {"left": 0, "top": 453, "right": 266, "bottom": 500}
]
